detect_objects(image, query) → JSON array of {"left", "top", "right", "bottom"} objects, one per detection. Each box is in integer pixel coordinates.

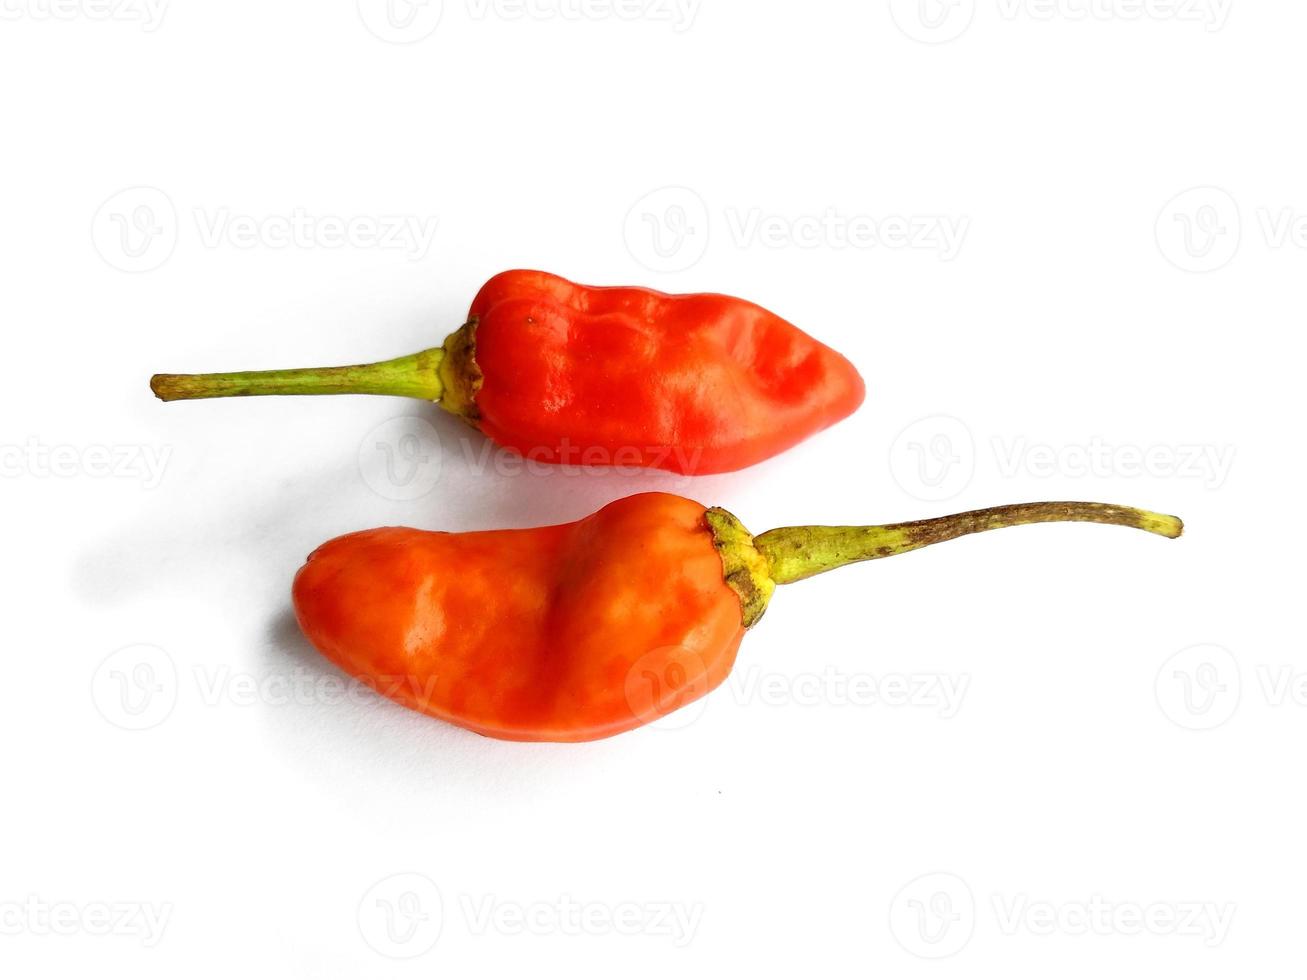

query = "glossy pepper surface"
[
  {"left": 292, "top": 492, "right": 1183, "bottom": 742},
  {"left": 150, "top": 270, "right": 866, "bottom": 474}
]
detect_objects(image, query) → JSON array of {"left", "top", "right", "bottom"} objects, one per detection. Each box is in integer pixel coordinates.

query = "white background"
[{"left": 1, "top": 1, "right": 1301, "bottom": 976}]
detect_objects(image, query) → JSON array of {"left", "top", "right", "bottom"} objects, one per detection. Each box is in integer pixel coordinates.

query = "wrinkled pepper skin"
[
  {"left": 293, "top": 493, "right": 744, "bottom": 742},
  {"left": 462, "top": 271, "right": 865, "bottom": 474},
  {"left": 293, "top": 492, "right": 1183, "bottom": 743}
]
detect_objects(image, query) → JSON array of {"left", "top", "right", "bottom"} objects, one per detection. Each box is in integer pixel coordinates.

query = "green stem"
[
  {"left": 754, "top": 501, "right": 1184, "bottom": 585},
  {"left": 150, "top": 347, "right": 446, "bottom": 402}
]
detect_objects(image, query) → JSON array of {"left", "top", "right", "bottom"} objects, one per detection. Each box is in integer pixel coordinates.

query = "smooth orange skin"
[
  {"left": 292, "top": 493, "right": 746, "bottom": 742},
  {"left": 467, "top": 270, "right": 866, "bottom": 475}
]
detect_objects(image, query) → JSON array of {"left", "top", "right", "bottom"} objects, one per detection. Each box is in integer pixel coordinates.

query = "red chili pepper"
[
  {"left": 292, "top": 493, "right": 1183, "bottom": 742},
  {"left": 150, "top": 270, "right": 865, "bottom": 474}
]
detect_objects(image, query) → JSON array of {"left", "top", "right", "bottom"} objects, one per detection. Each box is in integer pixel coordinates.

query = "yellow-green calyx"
[
  {"left": 149, "top": 320, "right": 483, "bottom": 422},
  {"left": 705, "top": 507, "right": 776, "bottom": 628},
  {"left": 709, "top": 501, "right": 1184, "bottom": 629},
  {"left": 435, "top": 318, "right": 482, "bottom": 422}
]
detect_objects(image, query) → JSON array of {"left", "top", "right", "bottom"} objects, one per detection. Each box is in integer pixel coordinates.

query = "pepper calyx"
[
  {"left": 705, "top": 507, "right": 776, "bottom": 628},
  {"left": 437, "top": 318, "right": 483, "bottom": 422}
]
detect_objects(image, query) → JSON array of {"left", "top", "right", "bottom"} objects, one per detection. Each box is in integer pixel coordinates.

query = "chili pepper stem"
[
  {"left": 753, "top": 502, "right": 1184, "bottom": 585},
  {"left": 150, "top": 347, "right": 447, "bottom": 402}
]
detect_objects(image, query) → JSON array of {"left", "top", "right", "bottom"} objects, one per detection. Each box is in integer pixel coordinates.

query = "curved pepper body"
[
  {"left": 465, "top": 270, "right": 866, "bottom": 474},
  {"left": 292, "top": 493, "right": 744, "bottom": 742},
  {"left": 292, "top": 493, "right": 1182, "bottom": 742}
]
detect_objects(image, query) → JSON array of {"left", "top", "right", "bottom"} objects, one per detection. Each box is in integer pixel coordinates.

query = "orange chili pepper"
[
  {"left": 150, "top": 270, "right": 865, "bottom": 474},
  {"left": 292, "top": 492, "right": 1183, "bottom": 742}
]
